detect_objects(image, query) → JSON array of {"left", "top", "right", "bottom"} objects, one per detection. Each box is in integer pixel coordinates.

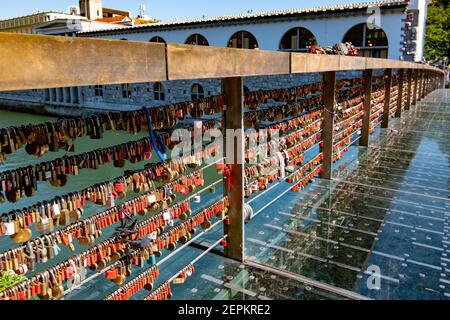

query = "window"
[
  {"left": 122, "top": 84, "right": 132, "bottom": 99},
  {"left": 149, "top": 36, "right": 166, "bottom": 44},
  {"left": 279, "top": 27, "right": 317, "bottom": 52},
  {"left": 343, "top": 23, "right": 389, "bottom": 58},
  {"left": 185, "top": 34, "right": 209, "bottom": 46},
  {"left": 94, "top": 85, "right": 103, "bottom": 97},
  {"left": 228, "top": 31, "right": 259, "bottom": 49},
  {"left": 153, "top": 82, "right": 165, "bottom": 101},
  {"left": 191, "top": 84, "right": 204, "bottom": 100}
]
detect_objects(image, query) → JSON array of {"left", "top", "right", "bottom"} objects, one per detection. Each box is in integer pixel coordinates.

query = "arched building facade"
[{"left": 0, "top": 1, "right": 431, "bottom": 115}]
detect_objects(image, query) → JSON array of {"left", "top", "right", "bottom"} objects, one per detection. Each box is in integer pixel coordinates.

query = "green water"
[
  {"left": 0, "top": 109, "right": 225, "bottom": 297},
  {"left": 245, "top": 90, "right": 450, "bottom": 300}
]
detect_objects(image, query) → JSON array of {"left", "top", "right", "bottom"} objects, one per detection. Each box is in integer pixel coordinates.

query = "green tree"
[
  {"left": 424, "top": 0, "right": 450, "bottom": 61},
  {"left": 0, "top": 271, "right": 27, "bottom": 293}
]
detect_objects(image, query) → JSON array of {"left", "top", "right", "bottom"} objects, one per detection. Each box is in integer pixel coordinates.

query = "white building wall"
[{"left": 98, "top": 11, "right": 405, "bottom": 60}]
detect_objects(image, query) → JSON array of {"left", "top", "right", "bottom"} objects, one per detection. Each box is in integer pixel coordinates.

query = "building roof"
[
  {"left": 78, "top": 0, "right": 408, "bottom": 35},
  {"left": 96, "top": 15, "right": 155, "bottom": 26}
]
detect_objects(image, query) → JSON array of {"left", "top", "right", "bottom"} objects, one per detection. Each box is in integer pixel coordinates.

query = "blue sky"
[{"left": 0, "top": 0, "right": 370, "bottom": 21}]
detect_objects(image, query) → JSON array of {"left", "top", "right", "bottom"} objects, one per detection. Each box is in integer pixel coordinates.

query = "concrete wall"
[{"left": 1, "top": 5, "right": 428, "bottom": 116}]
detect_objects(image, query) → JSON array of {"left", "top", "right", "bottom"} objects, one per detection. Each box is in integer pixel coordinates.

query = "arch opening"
[
  {"left": 191, "top": 83, "right": 204, "bottom": 100},
  {"left": 149, "top": 36, "right": 166, "bottom": 44},
  {"left": 227, "top": 31, "right": 259, "bottom": 49}
]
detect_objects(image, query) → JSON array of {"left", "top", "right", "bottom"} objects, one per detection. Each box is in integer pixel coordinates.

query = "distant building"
[
  {"left": 79, "top": 0, "right": 428, "bottom": 62},
  {"left": 79, "top": 0, "right": 103, "bottom": 21},
  {"left": 0, "top": 12, "right": 85, "bottom": 34}
]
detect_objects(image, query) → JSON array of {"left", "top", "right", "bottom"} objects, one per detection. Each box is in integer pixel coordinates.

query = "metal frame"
[
  {"left": 405, "top": 69, "right": 412, "bottom": 110},
  {"left": 395, "top": 69, "right": 404, "bottom": 118},
  {"left": 360, "top": 69, "right": 373, "bottom": 147},
  {"left": 222, "top": 77, "right": 245, "bottom": 261},
  {"left": 320, "top": 71, "right": 336, "bottom": 180},
  {"left": 0, "top": 33, "right": 442, "bottom": 91}
]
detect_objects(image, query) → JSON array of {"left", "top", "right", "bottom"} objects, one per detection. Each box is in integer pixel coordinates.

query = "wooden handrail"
[{"left": 0, "top": 32, "right": 444, "bottom": 92}]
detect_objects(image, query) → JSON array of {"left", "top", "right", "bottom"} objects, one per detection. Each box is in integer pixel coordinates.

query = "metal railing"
[{"left": 0, "top": 32, "right": 445, "bottom": 263}]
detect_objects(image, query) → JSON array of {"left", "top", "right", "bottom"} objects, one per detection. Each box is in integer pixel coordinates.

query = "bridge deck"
[
  {"left": 245, "top": 89, "right": 450, "bottom": 300},
  {"left": 2, "top": 90, "right": 447, "bottom": 301}
]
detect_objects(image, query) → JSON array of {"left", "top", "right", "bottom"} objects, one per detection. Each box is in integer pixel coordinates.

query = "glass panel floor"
[{"left": 246, "top": 89, "right": 450, "bottom": 300}]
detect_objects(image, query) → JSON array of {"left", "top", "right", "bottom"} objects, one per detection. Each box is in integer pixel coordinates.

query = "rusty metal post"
[
  {"left": 382, "top": 69, "right": 392, "bottom": 128},
  {"left": 320, "top": 71, "right": 336, "bottom": 180},
  {"left": 395, "top": 69, "right": 404, "bottom": 118},
  {"left": 405, "top": 69, "right": 412, "bottom": 111},
  {"left": 222, "top": 77, "right": 244, "bottom": 262},
  {"left": 360, "top": 69, "right": 373, "bottom": 147}
]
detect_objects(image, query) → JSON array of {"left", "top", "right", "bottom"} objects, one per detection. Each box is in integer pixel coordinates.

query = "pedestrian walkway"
[{"left": 245, "top": 89, "right": 450, "bottom": 300}]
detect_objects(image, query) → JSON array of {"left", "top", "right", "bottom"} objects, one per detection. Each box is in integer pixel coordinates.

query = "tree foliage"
[{"left": 424, "top": 0, "right": 450, "bottom": 61}]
